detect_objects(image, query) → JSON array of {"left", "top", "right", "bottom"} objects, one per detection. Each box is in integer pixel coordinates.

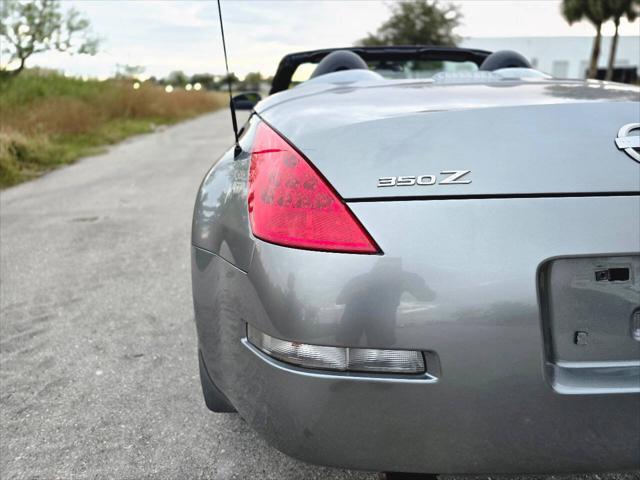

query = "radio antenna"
[{"left": 217, "top": 0, "right": 240, "bottom": 155}]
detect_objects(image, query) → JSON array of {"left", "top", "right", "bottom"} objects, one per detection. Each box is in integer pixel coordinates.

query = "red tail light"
[{"left": 247, "top": 122, "right": 380, "bottom": 254}]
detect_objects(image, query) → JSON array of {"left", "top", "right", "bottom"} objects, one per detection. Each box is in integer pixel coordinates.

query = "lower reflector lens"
[
  {"left": 248, "top": 325, "right": 346, "bottom": 370},
  {"left": 347, "top": 348, "right": 425, "bottom": 374},
  {"left": 247, "top": 325, "right": 425, "bottom": 374}
]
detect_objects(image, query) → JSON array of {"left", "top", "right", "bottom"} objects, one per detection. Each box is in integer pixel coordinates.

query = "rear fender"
[{"left": 191, "top": 115, "right": 260, "bottom": 271}]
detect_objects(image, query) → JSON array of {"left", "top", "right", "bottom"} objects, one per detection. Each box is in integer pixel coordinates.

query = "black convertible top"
[{"left": 269, "top": 45, "right": 492, "bottom": 94}]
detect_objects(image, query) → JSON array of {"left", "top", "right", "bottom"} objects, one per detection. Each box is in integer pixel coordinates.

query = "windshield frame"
[{"left": 269, "top": 46, "right": 491, "bottom": 94}]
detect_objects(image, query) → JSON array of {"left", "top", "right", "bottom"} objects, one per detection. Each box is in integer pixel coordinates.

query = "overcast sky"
[{"left": 27, "top": 0, "right": 640, "bottom": 79}]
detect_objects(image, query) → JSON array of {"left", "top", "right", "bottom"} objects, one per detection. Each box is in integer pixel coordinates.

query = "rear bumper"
[
  {"left": 192, "top": 196, "right": 640, "bottom": 474},
  {"left": 198, "top": 314, "right": 640, "bottom": 473}
]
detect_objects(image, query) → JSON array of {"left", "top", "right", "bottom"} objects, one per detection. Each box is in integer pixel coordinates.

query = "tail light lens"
[{"left": 247, "top": 122, "right": 380, "bottom": 254}]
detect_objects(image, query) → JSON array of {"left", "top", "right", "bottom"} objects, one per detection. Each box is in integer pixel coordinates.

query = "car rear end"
[{"left": 192, "top": 78, "right": 640, "bottom": 474}]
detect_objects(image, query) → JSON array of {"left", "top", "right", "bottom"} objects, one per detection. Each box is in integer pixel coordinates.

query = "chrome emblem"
[
  {"left": 615, "top": 123, "right": 640, "bottom": 163},
  {"left": 377, "top": 170, "right": 471, "bottom": 187}
]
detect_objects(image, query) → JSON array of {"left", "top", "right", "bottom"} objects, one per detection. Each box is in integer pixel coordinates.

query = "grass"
[{"left": 0, "top": 69, "right": 227, "bottom": 188}]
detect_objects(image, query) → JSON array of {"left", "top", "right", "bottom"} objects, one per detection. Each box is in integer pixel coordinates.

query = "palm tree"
[
  {"left": 604, "top": 0, "right": 639, "bottom": 81},
  {"left": 561, "top": 0, "right": 609, "bottom": 79}
]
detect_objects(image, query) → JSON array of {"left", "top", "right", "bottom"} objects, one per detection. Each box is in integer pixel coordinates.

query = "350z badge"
[{"left": 377, "top": 170, "right": 471, "bottom": 187}]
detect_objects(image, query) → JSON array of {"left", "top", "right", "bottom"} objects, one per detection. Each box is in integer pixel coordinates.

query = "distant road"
[{"left": 0, "top": 111, "right": 635, "bottom": 480}]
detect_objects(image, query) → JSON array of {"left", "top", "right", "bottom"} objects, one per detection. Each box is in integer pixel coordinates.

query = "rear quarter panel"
[{"left": 192, "top": 113, "right": 257, "bottom": 271}]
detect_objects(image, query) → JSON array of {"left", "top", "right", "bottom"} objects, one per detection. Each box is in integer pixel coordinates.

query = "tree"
[
  {"left": 189, "top": 73, "right": 215, "bottom": 90},
  {"left": 0, "top": 0, "right": 99, "bottom": 77},
  {"left": 243, "top": 72, "right": 262, "bottom": 90},
  {"left": 166, "top": 70, "right": 188, "bottom": 86},
  {"left": 217, "top": 73, "right": 238, "bottom": 91},
  {"left": 561, "top": 0, "right": 609, "bottom": 79},
  {"left": 116, "top": 64, "right": 145, "bottom": 79},
  {"left": 356, "top": 0, "right": 461, "bottom": 47},
  {"left": 603, "top": 0, "right": 639, "bottom": 80}
]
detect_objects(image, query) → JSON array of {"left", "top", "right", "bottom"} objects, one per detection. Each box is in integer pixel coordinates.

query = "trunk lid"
[{"left": 258, "top": 81, "right": 640, "bottom": 199}]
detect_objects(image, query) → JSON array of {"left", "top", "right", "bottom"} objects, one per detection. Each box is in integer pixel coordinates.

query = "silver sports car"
[{"left": 191, "top": 46, "right": 640, "bottom": 476}]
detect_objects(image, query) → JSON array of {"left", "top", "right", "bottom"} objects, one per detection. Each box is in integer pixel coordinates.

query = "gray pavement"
[{"left": 0, "top": 111, "right": 637, "bottom": 480}]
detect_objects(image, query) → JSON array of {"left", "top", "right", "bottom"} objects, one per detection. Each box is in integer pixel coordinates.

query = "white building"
[{"left": 460, "top": 36, "right": 639, "bottom": 79}]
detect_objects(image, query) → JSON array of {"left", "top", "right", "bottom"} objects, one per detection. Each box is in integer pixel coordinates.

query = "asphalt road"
[{"left": 0, "top": 111, "right": 637, "bottom": 480}]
